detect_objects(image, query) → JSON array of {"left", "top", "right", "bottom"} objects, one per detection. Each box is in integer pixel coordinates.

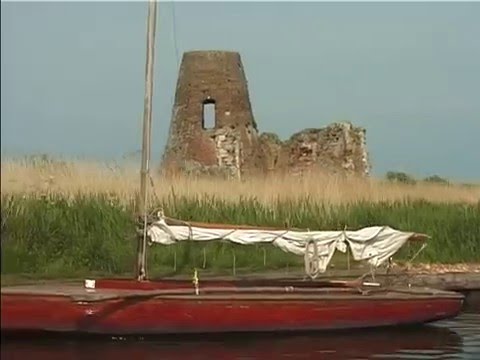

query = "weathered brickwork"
[{"left": 161, "top": 51, "right": 370, "bottom": 178}]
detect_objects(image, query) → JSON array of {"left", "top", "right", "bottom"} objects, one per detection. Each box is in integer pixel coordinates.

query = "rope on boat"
[
  {"left": 304, "top": 239, "right": 320, "bottom": 279},
  {"left": 354, "top": 242, "right": 428, "bottom": 287},
  {"left": 192, "top": 268, "right": 199, "bottom": 295}
]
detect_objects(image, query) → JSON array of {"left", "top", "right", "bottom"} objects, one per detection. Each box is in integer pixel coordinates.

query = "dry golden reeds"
[{"left": 1, "top": 159, "right": 478, "bottom": 205}]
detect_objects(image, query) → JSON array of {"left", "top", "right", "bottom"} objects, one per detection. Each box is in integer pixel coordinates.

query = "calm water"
[{"left": 2, "top": 312, "right": 479, "bottom": 360}]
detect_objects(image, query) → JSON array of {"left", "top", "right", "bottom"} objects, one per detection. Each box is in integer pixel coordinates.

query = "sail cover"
[{"left": 147, "top": 218, "right": 425, "bottom": 273}]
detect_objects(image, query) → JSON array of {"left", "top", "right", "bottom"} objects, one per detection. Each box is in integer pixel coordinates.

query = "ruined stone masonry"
[{"left": 161, "top": 50, "right": 371, "bottom": 178}]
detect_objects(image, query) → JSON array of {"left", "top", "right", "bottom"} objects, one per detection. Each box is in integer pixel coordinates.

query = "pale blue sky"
[{"left": 1, "top": 2, "right": 479, "bottom": 181}]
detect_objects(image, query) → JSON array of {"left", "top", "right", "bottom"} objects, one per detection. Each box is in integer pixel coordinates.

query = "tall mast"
[{"left": 136, "top": 0, "right": 157, "bottom": 281}]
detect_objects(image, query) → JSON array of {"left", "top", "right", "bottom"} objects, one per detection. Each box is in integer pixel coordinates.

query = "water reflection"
[{"left": 2, "top": 314, "right": 479, "bottom": 360}]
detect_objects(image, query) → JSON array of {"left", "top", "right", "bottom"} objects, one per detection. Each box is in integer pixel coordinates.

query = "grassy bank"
[
  {"left": 1, "top": 158, "right": 479, "bottom": 279},
  {"left": 2, "top": 193, "right": 479, "bottom": 279}
]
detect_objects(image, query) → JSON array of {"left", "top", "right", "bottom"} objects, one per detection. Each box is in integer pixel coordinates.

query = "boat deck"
[{"left": 1, "top": 279, "right": 464, "bottom": 302}]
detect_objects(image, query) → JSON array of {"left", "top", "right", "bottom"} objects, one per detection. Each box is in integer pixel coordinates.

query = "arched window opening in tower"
[{"left": 202, "top": 99, "right": 216, "bottom": 129}]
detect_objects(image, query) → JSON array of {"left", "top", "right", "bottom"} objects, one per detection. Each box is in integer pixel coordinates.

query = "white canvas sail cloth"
[{"left": 147, "top": 218, "right": 424, "bottom": 273}]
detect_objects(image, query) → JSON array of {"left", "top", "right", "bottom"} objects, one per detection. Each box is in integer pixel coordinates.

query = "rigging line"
[
  {"left": 171, "top": 1, "right": 180, "bottom": 68},
  {"left": 148, "top": 1, "right": 180, "bottom": 202},
  {"left": 146, "top": 1, "right": 179, "bottom": 192}
]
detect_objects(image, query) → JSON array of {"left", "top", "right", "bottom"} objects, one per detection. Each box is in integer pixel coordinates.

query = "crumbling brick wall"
[
  {"left": 260, "top": 123, "right": 370, "bottom": 177},
  {"left": 161, "top": 50, "right": 371, "bottom": 178}
]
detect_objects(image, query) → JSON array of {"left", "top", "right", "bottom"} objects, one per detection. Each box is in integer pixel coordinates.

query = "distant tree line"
[{"left": 385, "top": 171, "right": 450, "bottom": 185}]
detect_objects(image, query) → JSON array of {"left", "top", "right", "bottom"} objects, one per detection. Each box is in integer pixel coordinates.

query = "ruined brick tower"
[
  {"left": 161, "top": 50, "right": 263, "bottom": 178},
  {"left": 161, "top": 50, "right": 371, "bottom": 178}
]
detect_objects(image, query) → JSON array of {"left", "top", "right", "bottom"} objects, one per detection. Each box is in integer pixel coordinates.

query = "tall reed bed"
[
  {"left": 2, "top": 192, "right": 479, "bottom": 278},
  {"left": 2, "top": 158, "right": 479, "bottom": 205}
]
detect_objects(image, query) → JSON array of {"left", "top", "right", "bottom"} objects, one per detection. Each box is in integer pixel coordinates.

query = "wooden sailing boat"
[{"left": 1, "top": 1, "right": 464, "bottom": 336}]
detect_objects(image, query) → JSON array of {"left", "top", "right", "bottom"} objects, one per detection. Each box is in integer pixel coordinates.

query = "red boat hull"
[{"left": 1, "top": 279, "right": 464, "bottom": 335}]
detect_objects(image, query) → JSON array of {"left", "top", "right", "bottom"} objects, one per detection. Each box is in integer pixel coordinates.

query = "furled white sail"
[{"left": 147, "top": 217, "right": 425, "bottom": 273}]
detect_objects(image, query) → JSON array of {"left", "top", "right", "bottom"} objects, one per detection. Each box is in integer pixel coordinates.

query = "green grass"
[{"left": 1, "top": 194, "right": 479, "bottom": 279}]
